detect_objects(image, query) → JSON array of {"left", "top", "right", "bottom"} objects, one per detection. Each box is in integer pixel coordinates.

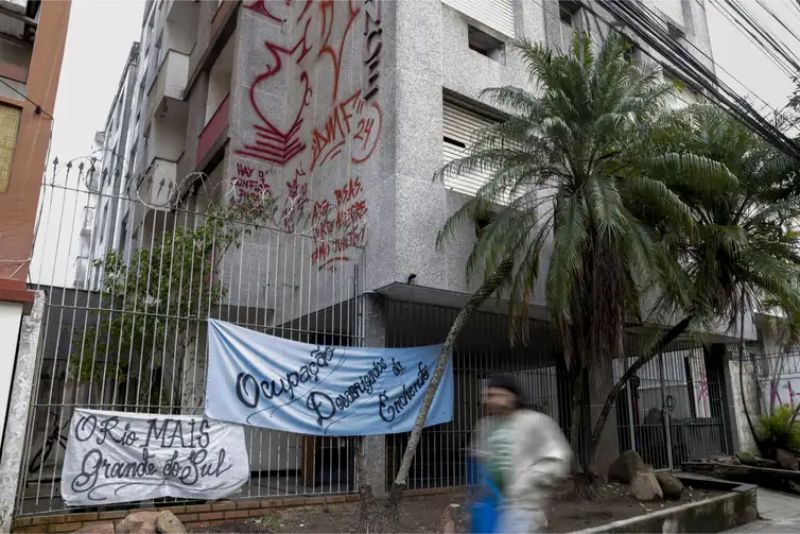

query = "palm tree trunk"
[
  {"left": 391, "top": 259, "right": 513, "bottom": 500},
  {"left": 588, "top": 315, "right": 694, "bottom": 470},
  {"left": 737, "top": 299, "right": 759, "bottom": 449}
]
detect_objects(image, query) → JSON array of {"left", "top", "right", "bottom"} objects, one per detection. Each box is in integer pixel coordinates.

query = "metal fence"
[
  {"left": 16, "top": 157, "right": 736, "bottom": 515},
  {"left": 753, "top": 347, "right": 800, "bottom": 416},
  {"left": 17, "top": 158, "right": 366, "bottom": 516},
  {"left": 383, "top": 300, "right": 569, "bottom": 491},
  {"left": 614, "top": 342, "right": 732, "bottom": 469}
]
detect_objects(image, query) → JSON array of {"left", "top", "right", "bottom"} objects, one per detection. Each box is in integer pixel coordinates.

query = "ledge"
[
  {"left": 683, "top": 460, "right": 800, "bottom": 495},
  {"left": 0, "top": 279, "right": 35, "bottom": 313},
  {"left": 568, "top": 474, "right": 758, "bottom": 534}
]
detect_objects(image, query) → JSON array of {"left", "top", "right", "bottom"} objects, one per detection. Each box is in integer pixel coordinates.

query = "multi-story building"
[
  {"left": 79, "top": 0, "right": 745, "bottom": 493},
  {"left": 0, "top": 0, "right": 69, "bottom": 495},
  {"left": 83, "top": 42, "right": 141, "bottom": 288},
  {"left": 72, "top": 130, "right": 105, "bottom": 289}
]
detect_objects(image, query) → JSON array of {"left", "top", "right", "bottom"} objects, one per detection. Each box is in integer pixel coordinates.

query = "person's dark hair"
[{"left": 486, "top": 375, "right": 528, "bottom": 409}]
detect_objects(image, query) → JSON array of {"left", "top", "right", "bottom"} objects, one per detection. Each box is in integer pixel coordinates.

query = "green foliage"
[
  {"left": 435, "top": 32, "right": 682, "bottom": 362},
  {"left": 756, "top": 405, "right": 800, "bottom": 455},
  {"left": 643, "top": 105, "right": 800, "bottom": 330},
  {"left": 69, "top": 204, "right": 254, "bottom": 403}
]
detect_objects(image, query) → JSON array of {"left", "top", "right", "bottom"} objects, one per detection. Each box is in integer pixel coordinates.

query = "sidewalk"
[{"left": 726, "top": 488, "right": 800, "bottom": 532}]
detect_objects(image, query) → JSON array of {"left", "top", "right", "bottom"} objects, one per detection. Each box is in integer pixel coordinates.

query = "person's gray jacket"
[{"left": 471, "top": 410, "right": 572, "bottom": 511}]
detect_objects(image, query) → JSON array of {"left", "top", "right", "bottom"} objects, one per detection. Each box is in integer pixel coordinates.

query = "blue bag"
[{"left": 468, "top": 457, "right": 502, "bottom": 534}]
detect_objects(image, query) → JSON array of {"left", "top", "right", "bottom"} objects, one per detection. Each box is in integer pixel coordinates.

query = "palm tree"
[
  {"left": 392, "top": 32, "right": 705, "bottom": 489},
  {"left": 590, "top": 105, "right": 800, "bottom": 465}
]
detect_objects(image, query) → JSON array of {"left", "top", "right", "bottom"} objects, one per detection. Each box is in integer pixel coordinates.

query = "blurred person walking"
[{"left": 469, "top": 376, "right": 571, "bottom": 533}]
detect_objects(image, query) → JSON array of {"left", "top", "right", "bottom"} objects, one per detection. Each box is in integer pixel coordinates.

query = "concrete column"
[
  {"left": 361, "top": 294, "right": 388, "bottom": 496},
  {"left": 0, "top": 292, "right": 45, "bottom": 532}
]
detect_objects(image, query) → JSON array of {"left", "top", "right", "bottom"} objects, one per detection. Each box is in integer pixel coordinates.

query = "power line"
[
  {"left": 0, "top": 77, "right": 54, "bottom": 120},
  {"left": 725, "top": 0, "right": 800, "bottom": 73},
  {"left": 581, "top": 1, "right": 800, "bottom": 160},
  {"left": 707, "top": 0, "right": 797, "bottom": 79},
  {"left": 632, "top": 0, "right": 782, "bottom": 117},
  {"left": 754, "top": 0, "right": 800, "bottom": 49}
]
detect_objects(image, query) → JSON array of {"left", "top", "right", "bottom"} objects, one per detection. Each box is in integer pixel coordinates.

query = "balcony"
[
  {"left": 197, "top": 92, "right": 229, "bottom": 166},
  {"left": 138, "top": 157, "right": 178, "bottom": 208},
  {"left": 74, "top": 256, "right": 90, "bottom": 289},
  {"left": 80, "top": 207, "right": 94, "bottom": 236},
  {"left": 146, "top": 49, "right": 189, "bottom": 120}
]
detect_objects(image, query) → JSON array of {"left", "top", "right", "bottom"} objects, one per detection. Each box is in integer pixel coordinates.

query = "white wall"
[{"left": 0, "top": 302, "right": 23, "bottom": 450}]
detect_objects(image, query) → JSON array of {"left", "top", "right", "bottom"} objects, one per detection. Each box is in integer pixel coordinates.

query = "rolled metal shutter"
[
  {"left": 442, "top": 101, "right": 496, "bottom": 197},
  {"left": 442, "top": 0, "right": 515, "bottom": 38}
]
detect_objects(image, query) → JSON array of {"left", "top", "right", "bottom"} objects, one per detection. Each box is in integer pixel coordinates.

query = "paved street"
[{"left": 726, "top": 489, "right": 800, "bottom": 532}]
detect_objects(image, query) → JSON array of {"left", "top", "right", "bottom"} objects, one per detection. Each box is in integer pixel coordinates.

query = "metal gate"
[
  {"left": 615, "top": 342, "right": 732, "bottom": 469},
  {"left": 17, "top": 158, "right": 365, "bottom": 516}
]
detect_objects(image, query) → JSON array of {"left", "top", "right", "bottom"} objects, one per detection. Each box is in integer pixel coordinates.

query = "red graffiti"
[
  {"left": 309, "top": 90, "right": 382, "bottom": 171},
  {"left": 244, "top": 1, "right": 285, "bottom": 24},
  {"left": 311, "top": 177, "right": 367, "bottom": 269},
  {"left": 279, "top": 171, "right": 311, "bottom": 232},
  {"left": 238, "top": 0, "right": 362, "bottom": 166},
  {"left": 696, "top": 379, "right": 709, "bottom": 406},
  {"left": 232, "top": 162, "right": 273, "bottom": 202},
  {"left": 351, "top": 99, "right": 382, "bottom": 164},
  {"left": 236, "top": 1, "right": 380, "bottom": 267},
  {"left": 786, "top": 381, "right": 798, "bottom": 406}
]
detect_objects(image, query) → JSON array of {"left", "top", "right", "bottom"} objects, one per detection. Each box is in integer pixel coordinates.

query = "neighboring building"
[
  {"left": 0, "top": 0, "right": 70, "bottom": 452},
  {"left": 70, "top": 0, "right": 743, "bottom": 493},
  {"left": 79, "top": 42, "right": 140, "bottom": 289},
  {"left": 72, "top": 130, "right": 106, "bottom": 289}
]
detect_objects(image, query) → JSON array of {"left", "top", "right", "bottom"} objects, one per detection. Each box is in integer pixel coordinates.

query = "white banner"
[
  {"left": 206, "top": 320, "right": 453, "bottom": 436},
  {"left": 61, "top": 409, "right": 249, "bottom": 506}
]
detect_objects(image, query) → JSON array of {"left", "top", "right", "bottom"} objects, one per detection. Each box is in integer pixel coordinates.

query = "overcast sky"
[{"left": 49, "top": 0, "right": 144, "bottom": 164}]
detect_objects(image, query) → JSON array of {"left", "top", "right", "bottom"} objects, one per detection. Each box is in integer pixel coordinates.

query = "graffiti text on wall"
[{"left": 236, "top": 0, "right": 382, "bottom": 269}]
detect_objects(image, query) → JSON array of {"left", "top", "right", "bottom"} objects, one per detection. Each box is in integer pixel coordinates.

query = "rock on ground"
[
  {"left": 736, "top": 451, "right": 758, "bottom": 466},
  {"left": 655, "top": 472, "right": 684, "bottom": 500},
  {"left": 115, "top": 511, "right": 159, "bottom": 534},
  {"left": 630, "top": 471, "right": 663, "bottom": 502},
  {"left": 776, "top": 448, "right": 800, "bottom": 471},
  {"left": 438, "top": 503, "right": 462, "bottom": 534},
  {"left": 609, "top": 450, "right": 647, "bottom": 484},
  {"left": 156, "top": 510, "right": 186, "bottom": 534}
]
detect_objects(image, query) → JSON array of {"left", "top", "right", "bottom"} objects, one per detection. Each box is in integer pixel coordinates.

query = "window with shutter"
[
  {"left": 442, "top": 100, "right": 498, "bottom": 198},
  {"left": 442, "top": 0, "right": 515, "bottom": 38}
]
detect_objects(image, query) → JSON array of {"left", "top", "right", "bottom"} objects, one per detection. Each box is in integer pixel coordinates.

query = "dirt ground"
[{"left": 191, "top": 482, "right": 725, "bottom": 533}]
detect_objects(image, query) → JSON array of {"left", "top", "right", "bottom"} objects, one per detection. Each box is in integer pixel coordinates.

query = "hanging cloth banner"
[
  {"left": 205, "top": 319, "right": 454, "bottom": 436},
  {"left": 61, "top": 409, "right": 249, "bottom": 506}
]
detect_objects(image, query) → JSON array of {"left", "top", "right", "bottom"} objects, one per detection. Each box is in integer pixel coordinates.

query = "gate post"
[
  {"left": 361, "top": 294, "right": 387, "bottom": 496},
  {"left": 0, "top": 291, "right": 45, "bottom": 531}
]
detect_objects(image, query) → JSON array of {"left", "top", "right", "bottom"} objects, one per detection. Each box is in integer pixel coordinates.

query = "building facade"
[
  {"left": 0, "top": 0, "right": 70, "bottom": 450},
  {"left": 58, "top": 0, "right": 746, "bottom": 502}
]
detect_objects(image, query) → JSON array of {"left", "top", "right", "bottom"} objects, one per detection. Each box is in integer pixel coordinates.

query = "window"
[
  {"left": 442, "top": 0, "right": 515, "bottom": 38},
  {"left": 101, "top": 205, "right": 109, "bottom": 245},
  {"left": 442, "top": 100, "right": 498, "bottom": 197},
  {"left": 0, "top": 102, "right": 21, "bottom": 193},
  {"left": 118, "top": 216, "right": 129, "bottom": 257},
  {"left": 468, "top": 26, "right": 505, "bottom": 63},
  {"left": 667, "top": 22, "right": 685, "bottom": 41},
  {"left": 559, "top": 0, "right": 580, "bottom": 51},
  {"left": 657, "top": 0, "right": 685, "bottom": 26}
]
